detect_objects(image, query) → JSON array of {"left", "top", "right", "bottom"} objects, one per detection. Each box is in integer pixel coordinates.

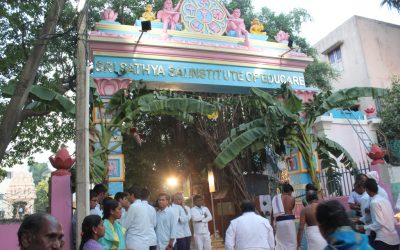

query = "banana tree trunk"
[{"left": 298, "top": 127, "right": 321, "bottom": 190}]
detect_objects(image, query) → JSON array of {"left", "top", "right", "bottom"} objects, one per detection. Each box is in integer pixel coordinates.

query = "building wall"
[
  {"left": 0, "top": 223, "right": 20, "bottom": 250},
  {"left": 314, "top": 16, "right": 400, "bottom": 91},
  {"left": 314, "top": 16, "right": 370, "bottom": 89},
  {"left": 314, "top": 111, "right": 379, "bottom": 164},
  {"left": 358, "top": 18, "right": 400, "bottom": 89}
]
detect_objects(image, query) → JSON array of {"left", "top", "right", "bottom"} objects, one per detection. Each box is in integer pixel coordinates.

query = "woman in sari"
[{"left": 99, "top": 199, "right": 130, "bottom": 250}]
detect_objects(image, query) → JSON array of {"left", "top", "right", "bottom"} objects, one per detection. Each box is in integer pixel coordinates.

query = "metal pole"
[
  {"left": 76, "top": 0, "right": 90, "bottom": 248},
  {"left": 210, "top": 192, "right": 217, "bottom": 239}
]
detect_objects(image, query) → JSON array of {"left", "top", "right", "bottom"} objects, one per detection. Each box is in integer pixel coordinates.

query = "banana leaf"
[
  {"left": 2, "top": 83, "right": 75, "bottom": 116},
  {"left": 317, "top": 135, "right": 356, "bottom": 169},
  {"left": 214, "top": 127, "right": 268, "bottom": 168}
]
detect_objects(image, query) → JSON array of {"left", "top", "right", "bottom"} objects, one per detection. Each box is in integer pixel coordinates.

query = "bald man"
[{"left": 18, "top": 213, "right": 64, "bottom": 250}]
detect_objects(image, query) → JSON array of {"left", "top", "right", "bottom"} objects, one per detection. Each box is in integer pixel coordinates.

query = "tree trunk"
[
  {"left": 194, "top": 115, "right": 252, "bottom": 209},
  {"left": 0, "top": 0, "right": 66, "bottom": 165}
]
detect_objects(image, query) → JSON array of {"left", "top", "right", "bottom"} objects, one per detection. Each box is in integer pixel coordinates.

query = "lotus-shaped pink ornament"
[
  {"left": 367, "top": 144, "right": 385, "bottom": 165},
  {"left": 49, "top": 147, "right": 76, "bottom": 176},
  {"left": 100, "top": 8, "right": 118, "bottom": 22},
  {"left": 364, "top": 105, "right": 376, "bottom": 118},
  {"left": 274, "top": 30, "right": 289, "bottom": 43}
]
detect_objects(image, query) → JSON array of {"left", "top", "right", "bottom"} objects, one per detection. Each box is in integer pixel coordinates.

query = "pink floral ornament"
[
  {"left": 100, "top": 8, "right": 118, "bottom": 22},
  {"left": 367, "top": 144, "right": 386, "bottom": 165},
  {"left": 274, "top": 30, "right": 290, "bottom": 43},
  {"left": 364, "top": 105, "right": 376, "bottom": 118},
  {"left": 49, "top": 147, "right": 76, "bottom": 176}
]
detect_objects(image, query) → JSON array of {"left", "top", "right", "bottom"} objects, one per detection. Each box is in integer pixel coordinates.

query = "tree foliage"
[
  {"left": 89, "top": 83, "right": 218, "bottom": 183},
  {"left": 379, "top": 76, "right": 400, "bottom": 139},
  {"left": 381, "top": 0, "right": 400, "bottom": 12},
  {"left": 34, "top": 178, "right": 49, "bottom": 213},
  {"left": 256, "top": 7, "right": 337, "bottom": 91},
  {"left": 123, "top": 115, "right": 211, "bottom": 198},
  {"left": 214, "top": 84, "right": 387, "bottom": 189},
  {"left": 0, "top": 0, "right": 76, "bottom": 168},
  {"left": 28, "top": 161, "right": 51, "bottom": 185}
]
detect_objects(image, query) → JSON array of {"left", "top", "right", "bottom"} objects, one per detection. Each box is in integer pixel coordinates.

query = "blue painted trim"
[
  {"left": 99, "top": 20, "right": 121, "bottom": 25},
  {"left": 134, "top": 20, "right": 182, "bottom": 30},
  {"left": 322, "top": 108, "right": 365, "bottom": 120},
  {"left": 108, "top": 182, "right": 123, "bottom": 196},
  {"left": 93, "top": 55, "right": 319, "bottom": 93},
  {"left": 249, "top": 34, "right": 268, "bottom": 41}
]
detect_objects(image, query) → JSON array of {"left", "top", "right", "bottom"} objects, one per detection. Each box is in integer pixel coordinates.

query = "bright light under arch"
[{"left": 166, "top": 177, "right": 178, "bottom": 187}]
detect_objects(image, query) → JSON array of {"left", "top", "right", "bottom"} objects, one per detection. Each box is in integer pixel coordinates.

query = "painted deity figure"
[
  {"left": 140, "top": 4, "right": 158, "bottom": 21},
  {"left": 223, "top": 7, "right": 249, "bottom": 39},
  {"left": 157, "top": 0, "right": 182, "bottom": 33},
  {"left": 250, "top": 18, "right": 266, "bottom": 35}
]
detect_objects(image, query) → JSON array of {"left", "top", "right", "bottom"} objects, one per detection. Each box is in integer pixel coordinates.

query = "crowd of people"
[
  {"left": 17, "top": 171, "right": 400, "bottom": 250},
  {"left": 224, "top": 176, "right": 399, "bottom": 250},
  {"left": 82, "top": 185, "right": 213, "bottom": 250}
]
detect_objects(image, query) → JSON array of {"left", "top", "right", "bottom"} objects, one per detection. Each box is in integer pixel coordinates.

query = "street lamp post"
[{"left": 208, "top": 169, "right": 219, "bottom": 239}]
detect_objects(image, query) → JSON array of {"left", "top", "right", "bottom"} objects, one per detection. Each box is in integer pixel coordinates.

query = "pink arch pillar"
[{"left": 49, "top": 147, "right": 75, "bottom": 250}]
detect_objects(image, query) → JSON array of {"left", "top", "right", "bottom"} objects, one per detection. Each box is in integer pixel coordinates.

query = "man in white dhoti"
[
  {"left": 297, "top": 190, "right": 327, "bottom": 250},
  {"left": 271, "top": 183, "right": 296, "bottom": 250},
  {"left": 225, "top": 200, "right": 275, "bottom": 250}
]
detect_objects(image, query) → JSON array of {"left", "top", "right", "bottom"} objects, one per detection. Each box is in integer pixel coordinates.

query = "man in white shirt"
[
  {"left": 89, "top": 189, "right": 100, "bottom": 216},
  {"left": 123, "top": 187, "right": 153, "bottom": 250},
  {"left": 225, "top": 200, "right": 274, "bottom": 250},
  {"left": 156, "top": 193, "right": 176, "bottom": 250},
  {"left": 182, "top": 203, "right": 192, "bottom": 248},
  {"left": 90, "top": 184, "right": 107, "bottom": 217},
  {"left": 191, "top": 194, "right": 212, "bottom": 250},
  {"left": 348, "top": 174, "right": 367, "bottom": 216},
  {"left": 366, "top": 171, "right": 389, "bottom": 200},
  {"left": 171, "top": 193, "right": 191, "bottom": 250},
  {"left": 114, "top": 191, "right": 130, "bottom": 226},
  {"left": 141, "top": 188, "right": 158, "bottom": 250},
  {"left": 361, "top": 179, "right": 400, "bottom": 249},
  {"left": 353, "top": 182, "right": 372, "bottom": 238}
]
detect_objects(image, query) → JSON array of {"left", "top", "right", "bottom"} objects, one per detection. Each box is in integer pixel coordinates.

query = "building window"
[{"left": 328, "top": 47, "right": 343, "bottom": 71}]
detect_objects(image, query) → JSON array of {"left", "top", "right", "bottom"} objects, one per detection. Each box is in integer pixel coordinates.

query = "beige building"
[
  {"left": 312, "top": 16, "right": 400, "bottom": 197},
  {"left": 0, "top": 167, "right": 35, "bottom": 219},
  {"left": 314, "top": 15, "right": 400, "bottom": 110}
]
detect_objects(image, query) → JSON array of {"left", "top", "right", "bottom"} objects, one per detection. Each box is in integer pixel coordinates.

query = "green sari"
[{"left": 99, "top": 219, "right": 127, "bottom": 250}]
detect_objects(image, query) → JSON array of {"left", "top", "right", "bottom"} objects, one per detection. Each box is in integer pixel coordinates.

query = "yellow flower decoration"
[{"left": 207, "top": 111, "right": 219, "bottom": 120}]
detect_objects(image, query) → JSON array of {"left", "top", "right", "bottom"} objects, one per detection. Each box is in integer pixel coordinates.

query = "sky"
[
  {"left": 8, "top": 0, "right": 400, "bottom": 168},
  {"left": 252, "top": 0, "right": 400, "bottom": 44}
]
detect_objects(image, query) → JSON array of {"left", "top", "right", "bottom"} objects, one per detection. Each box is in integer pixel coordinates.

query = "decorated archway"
[{"left": 88, "top": 1, "right": 318, "bottom": 195}]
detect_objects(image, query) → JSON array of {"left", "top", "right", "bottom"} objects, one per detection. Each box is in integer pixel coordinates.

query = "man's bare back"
[
  {"left": 304, "top": 201, "right": 319, "bottom": 226},
  {"left": 297, "top": 190, "right": 323, "bottom": 248},
  {"left": 282, "top": 193, "right": 295, "bottom": 214}
]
